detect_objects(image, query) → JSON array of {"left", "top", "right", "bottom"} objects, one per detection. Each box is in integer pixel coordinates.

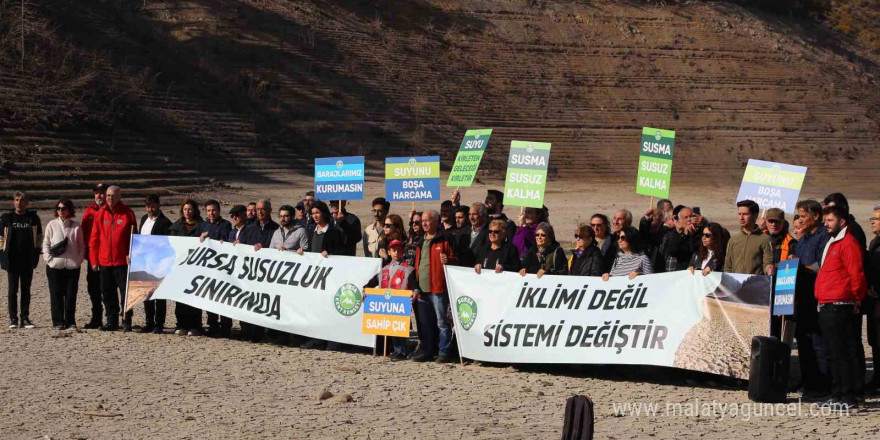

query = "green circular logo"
[
  {"left": 456, "top": 296, "right": 478, "bottom": 331},
  {"left": 334, "top": 283, "right": 363, "bottom": 316}
]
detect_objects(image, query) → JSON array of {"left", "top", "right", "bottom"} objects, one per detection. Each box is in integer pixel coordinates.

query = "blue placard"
[
  {"left": 314, "top": 156, "right": 365, "bottom": 200},
  {"left": 735, "top": 159, "right": 807, "bottom": 213},
  {"left": 773, "top": 258, "right": 798, "bottom": 316},
  {"left": 363, "top": 294, "right": 412, "bottom": 317}
]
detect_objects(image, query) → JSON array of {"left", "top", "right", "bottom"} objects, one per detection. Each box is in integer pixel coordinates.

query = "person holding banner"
[
  {"left": 474, "top": 220, "right": 519, "bottom": 274},
  {"left": 590, "top": 214, "right": 618, "bottom": 273},
  {"left": 365, "top": 240, "right": 416, "bottom": 361},
  {"left": 168, "top": 199, "right": 205, "bottom": 336},
  {"left": 89, "top": 186, "right": 138, "bottom": 332},
  {"left": 245, "top": 199, "right": 279, "bottom": 250},
  {"left": 602, "top": 227, "right": 652, "bottom": 281},
  {"left": 411, "top": 210, "right": 457, "bottom": 363},
  {"left": 307, "top": 201, "right": 344, "bottom": 257},
  {"left": 687, "top": 222, "right": 727, "bottom": 275},
  {"left": 42, "top": 198, "right": 85, "bottom": 330},
  {"left": 519, "top": 223, "right": 567, "bottom": 277},
  {"left": 269, "top": 205, "right": 308, "bottom": 253},
  {"left": 227, "top": 205, "right": 254, "bottom": 243},
  {"left": 201, "top": 200, "right": 233, "bottom": 337},
  {"left": 138, "top": 194, "right": 172, "bottom": 333},
  {"left": 568, "top": 223, "right": 603, "bottom": 277}
]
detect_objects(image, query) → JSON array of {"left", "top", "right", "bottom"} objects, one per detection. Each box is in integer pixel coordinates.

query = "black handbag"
[{"left": 49, "top": 237, "right": 69, "bottom": 257}]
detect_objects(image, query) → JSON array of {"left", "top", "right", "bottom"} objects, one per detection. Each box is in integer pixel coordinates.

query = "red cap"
[{"left": 388, "top": 240, "right": 404, "bottom": 249}]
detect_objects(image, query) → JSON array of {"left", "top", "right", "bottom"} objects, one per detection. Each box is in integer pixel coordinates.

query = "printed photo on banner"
[
  {"left": 125, "top": 234, "right": 175, "bottom": 312},
  {"left": 447, "top": 128, "right": 492, "bottom": 187},
  {"left": 503, "top": 140, "right": 551, "bottom": 208},
  {"left": 735, "top": 159, "right": 807, "bottom": 213},
  {"left": 636, "top": 126, "right": 675, "bottom": 198},
  {"left": 385, "top": 156, "right": 440, "bottom": 202},
  {"left": 314, "top": 156, "right": 365, "bottom": 200}
]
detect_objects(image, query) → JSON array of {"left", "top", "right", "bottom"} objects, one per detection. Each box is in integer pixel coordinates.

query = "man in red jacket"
[
  {"left": 412, "top": 210, "right": 457, "bottom": 363},
  {"left": 88, "top": 185, "right": 138, "bottom": 332},
  {"left": 815, "top": 204, "right": 867, "bottom": 411},
  {"left": 80, "top": 183, "right": 107, "bottom": 329}
]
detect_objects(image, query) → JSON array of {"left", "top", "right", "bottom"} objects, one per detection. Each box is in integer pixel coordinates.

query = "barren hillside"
[{"left": 1, "top": 0, "right": 877, "bottom": 207}]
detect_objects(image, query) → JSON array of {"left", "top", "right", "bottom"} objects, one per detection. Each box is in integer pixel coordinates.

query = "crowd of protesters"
[{"left": 1, "top": 183, "right": 877, "bottom": 411}]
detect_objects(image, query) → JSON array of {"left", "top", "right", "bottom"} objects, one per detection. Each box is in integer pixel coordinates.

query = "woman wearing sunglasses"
[
  {"left": 688, "top": 222, "right": 728, "bottom": 276},
  {"left": 378, "top": 214, "right": 407, "bottom": 264},
  {"left": 42, "top": 199, "right": 86, "bottom": 329},
  {"left": 474, "top": 220, "right": 519, "bottom": 274},
  {"left": 602, "top": 226, "right": 652, "bottom": 281},
  {"left": 568, "top": 223, "right": 604, "bottom": 277},
  {"left": 519, "top": 222, "right": 568, "bottom": 278}
]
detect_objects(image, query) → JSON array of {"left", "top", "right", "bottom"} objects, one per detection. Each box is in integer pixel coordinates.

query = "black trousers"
[
  {"left": 818, "top": 304, "right": 863, "bottom": 402},
  {"left": 174, "top": 303, "right": 202, "bottom": 331},
  {"left": 794, "top": 307, "right": 830, "bottom": 395},
  {"left": 100, "top": 265, "right": 131, "bottom": 326},
  {"left": 144, "top": 299, "right": 167, "bottom": 328},
  {"left": 86, "top": 263, "right": 102, "bottom": 323},
  {"left": 868, "top": 300, "right": 880, "bottom": 385},
  {"left": 206, "top": 311, "right": 232, "bottom": 330},
  {"left": 7, "top": 266, "right": 33, "bottom": 320},
  {"left": 46, "top": 267, "right": 80, "bottom": 327}
]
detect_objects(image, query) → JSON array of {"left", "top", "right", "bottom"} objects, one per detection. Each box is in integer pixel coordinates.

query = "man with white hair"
[
  {"left": 612, "top": 209, "right": 633, "bottom": 233},
  {"left": 88, "top": 185, "right": 138, "bottom": 332},
  {"left": 411, "top": 210, "right": 457, "bottom": 363}
]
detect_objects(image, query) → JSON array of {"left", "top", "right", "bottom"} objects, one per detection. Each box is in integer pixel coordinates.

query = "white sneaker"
[
  {"left": 21, "top": 319, "right": 35, "bottom": 329},
  {"left": 174, "top": 329, "right": 185, "bottom": 336}
]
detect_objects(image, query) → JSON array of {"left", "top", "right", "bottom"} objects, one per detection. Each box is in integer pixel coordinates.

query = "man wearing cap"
[
  {"left": 227, "top": 205, "right": 254, "bottom": 243},
  {"left": 80, "top": 183, "right": 107, "bottom": 329},
  {"left": 138, "top": 194, "right": 172, "bottom": 333},
  {"left": 765, "top": 207, "right": 798, "bottom": 339}
]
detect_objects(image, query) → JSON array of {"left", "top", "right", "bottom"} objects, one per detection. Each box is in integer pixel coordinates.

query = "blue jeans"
[{"left": 416, "top": 293, "right": 451, "bottom": 357}]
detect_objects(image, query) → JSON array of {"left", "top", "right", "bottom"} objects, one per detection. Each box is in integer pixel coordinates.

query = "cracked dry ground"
[{"left": 3, "top": 263, "right": 879, "bottom": 440}]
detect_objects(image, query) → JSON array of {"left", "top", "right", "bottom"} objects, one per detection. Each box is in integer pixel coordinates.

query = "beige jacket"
[{"left": 42, "top": 217, "right": 86, "bottom": 269}]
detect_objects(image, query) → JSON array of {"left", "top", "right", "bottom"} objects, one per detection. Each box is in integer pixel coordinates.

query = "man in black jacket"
[
  {"left": 330, "top": 200, "right": 361, "bottom": 256},
  {"left": 244, "top": 199, "right": 279, "bottom": 249},
  {"left": 201, "top": 199, "right": 233, "bottom": 337},
  {"left": 866, "top": 206, "right": 880, "bottom": 391},
  {"left": 138, "top": 194, "right": 173, "bottom": 333},
  {"left": 1, "top": 191, "right": 42, "bottom": 329},
  {"left": 656, "top": 206, "right": 698, "bottom": 273}
]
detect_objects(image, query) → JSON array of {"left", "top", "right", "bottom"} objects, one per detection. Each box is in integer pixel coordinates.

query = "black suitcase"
[
  {"left": 561, "top": 394, "right": 594, "bottom": 440},
  {"left": 748, "top": 336, "right": 791, "bottom": 403}
]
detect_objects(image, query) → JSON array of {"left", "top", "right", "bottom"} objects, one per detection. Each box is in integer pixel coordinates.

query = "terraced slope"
[{"left": 1, "top": 0, "right": 877, "bottom": 207}]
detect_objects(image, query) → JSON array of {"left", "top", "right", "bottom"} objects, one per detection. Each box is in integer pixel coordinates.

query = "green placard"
[
  {"left": 447, "top": 129, "right": 492, "bottom": 187},
  {"left": 503, "top": 140, "right": 551, "bottom": 208},
  {"left": 636, "top": 127, "right": 675, "bottom": 198}
]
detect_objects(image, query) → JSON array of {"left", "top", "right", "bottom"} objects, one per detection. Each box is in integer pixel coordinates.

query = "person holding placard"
[
  {"left": 365, "top": 240, "right": 416, "bottom": 361},
  {"left": 602, "top": 227, "right": 652, "bottom": 281},
  {"left": 329, "top": 200, "right": 361, "bottom": 257},
  {"left": 364, "top": 197, "right": 389, "bottom": 258}
]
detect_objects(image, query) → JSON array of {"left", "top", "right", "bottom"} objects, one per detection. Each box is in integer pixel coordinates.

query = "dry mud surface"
[{"left": 3, "top": 182, "right": 880, "bottom": 439}]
